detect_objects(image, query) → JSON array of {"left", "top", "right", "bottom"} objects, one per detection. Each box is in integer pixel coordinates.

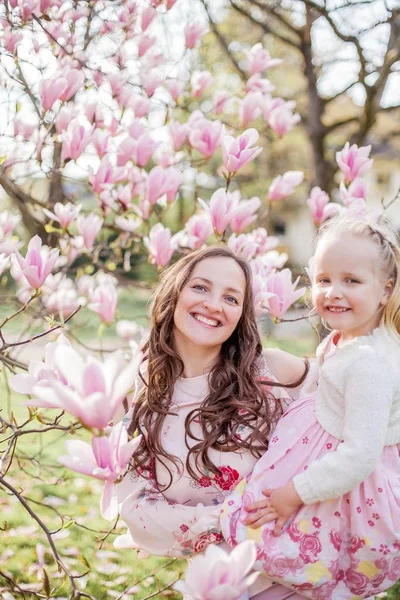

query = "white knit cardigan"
[{"left": 293, "top": 326, "right": 400, "bottom": 505}]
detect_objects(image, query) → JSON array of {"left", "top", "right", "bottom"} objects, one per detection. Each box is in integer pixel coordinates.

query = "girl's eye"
[
  {"left": 345, "top": 278, "right": 359, "bottom": 284},
  {"left": 317, "top": 278, "right": 330, "bottom": 284}
]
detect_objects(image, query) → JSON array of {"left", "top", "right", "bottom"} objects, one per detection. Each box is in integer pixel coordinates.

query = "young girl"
[
  {"left": 220, "top": 213, "right": 400, "bottom": 599},
  {"left": 117, "top": 246, "right": 310, "bottom": 600}
]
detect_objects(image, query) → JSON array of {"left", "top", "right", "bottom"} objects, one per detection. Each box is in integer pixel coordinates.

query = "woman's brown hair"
[{"left": 129, "top": 245, "right": 307, "bottom": 488}]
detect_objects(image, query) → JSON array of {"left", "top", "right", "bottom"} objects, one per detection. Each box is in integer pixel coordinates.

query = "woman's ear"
[{"left": 381, "top": 278, "right": 394, "bottom": 306}]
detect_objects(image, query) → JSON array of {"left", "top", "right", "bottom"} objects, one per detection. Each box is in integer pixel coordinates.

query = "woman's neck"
[{"left": 173, "top": 335, "right": 221, "bottom": 378}]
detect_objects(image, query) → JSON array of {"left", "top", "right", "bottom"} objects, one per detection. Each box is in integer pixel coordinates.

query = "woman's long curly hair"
[{"left": 128, "top": 246, "right": 306, "bottom": 489}]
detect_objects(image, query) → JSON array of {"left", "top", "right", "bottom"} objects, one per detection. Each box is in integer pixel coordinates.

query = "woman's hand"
[{"left": 242, "top": 481, "right": 303, "bottom": 536}]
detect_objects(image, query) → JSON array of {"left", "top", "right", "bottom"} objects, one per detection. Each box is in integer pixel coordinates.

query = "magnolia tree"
[{"left": 0, "top": 0, "right": 391, "bottom": 598}]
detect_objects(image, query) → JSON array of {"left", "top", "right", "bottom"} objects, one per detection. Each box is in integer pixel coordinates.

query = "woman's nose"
[{"left": 203, "top": 297, "right": 223, "bottom": 312}]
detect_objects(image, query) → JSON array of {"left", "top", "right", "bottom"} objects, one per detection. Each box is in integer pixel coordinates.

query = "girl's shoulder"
[{"left": 320, "top": 327, "right": 400, "bottom": 381}]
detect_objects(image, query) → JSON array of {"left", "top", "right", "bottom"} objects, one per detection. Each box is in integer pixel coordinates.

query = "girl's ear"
[{"left": 381, "top": 279, "right": 394, "bottom": 306}]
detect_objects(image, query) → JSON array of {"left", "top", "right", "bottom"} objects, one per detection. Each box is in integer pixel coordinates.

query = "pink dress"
[{"left": 220, "top": 336, "right": 400, "bottom": 599}]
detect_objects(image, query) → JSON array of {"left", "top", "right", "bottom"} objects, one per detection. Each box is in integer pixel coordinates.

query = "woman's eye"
[
  {"left": 226, "top": 296, "right": 239, "bottom": 305},
  {"left": 192, "top": 284, "right": 206, "bottom": 292}
]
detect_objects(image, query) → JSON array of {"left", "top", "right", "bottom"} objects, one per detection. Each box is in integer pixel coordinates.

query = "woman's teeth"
[{"left": 193, "top": 314, "right": 219, "bottom": 327}]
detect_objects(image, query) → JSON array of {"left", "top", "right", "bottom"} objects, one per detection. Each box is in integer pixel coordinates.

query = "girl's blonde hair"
[{"left": 315, "top": 212, "right": 400, "bottom": 339}]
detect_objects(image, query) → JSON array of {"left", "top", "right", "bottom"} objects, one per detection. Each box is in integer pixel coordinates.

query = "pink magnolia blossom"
[
  {"left": 336, "top": 142, "right": 373, "bottom": 183},
  {"left": 128, "top": 119, "right": 145, "bottom": 139},
  {"left": 184, "top": 23, "right": 207, "bottom": 49},
  {"left": 306, "top": 187, "right": 339, "bottom": 225},
  {"left": 59, "top": 423, "right": 142, "bottom": 519},
  {"left": 4, "top": 31, "right": 23, "bottom": 53},
  {"left": 58, "top": 69, "right": 85, "bottom": 101},
  {"left": 31, "top": 345, "right": 142, "bottom": 430},
  {"left": 92, "top": 129, "right": 110, "bottom": 158},
  {"left": 198, "top": 188, "right": 240, "bottom": 236},
  {"left": 144, "top": 223, "right": 176, "bottom": 267},
  {"left": 245, "top": 73, "right": 274, "bottom": 94},
  {"left": 154, "top": 144, "right": 178, "bottom": 168},
  {"left": 267, "top": 171, "right": 304, "bottom": 202},
  {"left": 55, "top": 106, "right": 75, "bottom": 133},
  {"left": 14, "top": 118, "right": 36, "bottom": 140},
  {"left": 0, "top": 211, "right": 21, "bottom": 236},
  {"left": 228, "top": 233, "right": 258, "bottom": 261},
  {"left": 43, "top": 202, "right": 81, "bottom": 229},
  {"left": 261, "top": 95, "right": 285, "bottom": 122},
  {"left": 166, "top": 79, "right": 185, "bottom": 103},
  {"left": 138, "top": 33, "right": 155, "bottom": 57},
  {"left": 76, "top": 214, "right": 103, "bottom": 250},
  {"left": 252, "top": 273, "right": 278, "bottom": 316},
  {"left": 39, "top": 77, "right": 67, "bottom": 111},
  {"left": 10, "top": 334, "right": 71, "bottom": 395},
  {"left": 239, "top": 91, "right": 262, "bottom": 126},
  {"left": 340, "top": 178, "right": 367, "bottom": 205},
  {"left": 88, "top": 283, "right": 117, "bottom": 324},
  {"left": 174, "top": 540, "right": 258, "bottom": 600},
  {"left": 345, "top": 197, "right": 367, "bottom": 217},
  {"left": 246, "top": 43, "right": 282, "bottom": 74},
  {"left": 221, "top": 128, "right": 262, "bottom": 175},
  {"left": 169, "top": 121, "right": 189, "bottom": 151},
  {"left": 265, "top": 269, "right": 306, "bottom": 319},
  {"left": 16, "top": 235, "right": 59, "bottom": 290},
  {"left": 230, "top": 197, "right": 261, "bottom": 233},
  {"left": 85, "top": 103, "right": 105, "bottom": 127},
  {"left": 61, "top": 121, "right": 92, "bottom": 161},
  {"left": 164, "top": 167, "right": 182, "bottom": 203},
  {"left": 131, "top": 94, "right": 151, "bottom": 118},
  {"left": 89, "top": 157, "right": 126, "bottom": 194},
  {"left": 117, "top": 134, "right": 159, "bottom": 168},
  {"left": 0, "top": 253, "right": 10, "bottom": 276},
  {"left": 253, "top": 250, "right": 288, "bottom": 275},
  {"left": 211, "top": 90, "right": 233, "bottom": 115},
  {"left": 116, "top": 320, "right": 142, "bottom": 341},
  {"left": 142, "top": 70, "right": 164, "bottom": 97},
  {"left": 189, "top": 119, "right": 222, "bottom": 158},
  {"left": 191, "top": 70, "right": 213, "bottom": 98},
  {"left": 180, "top": 214, "right": 213, "bottom": 249},
  {"left": 108, "top": 73, "right": 126, "bottom": 97},
  {"left": 115, "top": 215, "right": 141, "bottom": 233},
  {"left": 268, "top": 101, "right": 301, "bottom": 137},
  {"left": 250, "top": 227, "right": 279, "bottom": 254},
  {"left": 141, "top": 6, "right": 156, "bottom": 31},
  {"left": 42, "top": 275, "right": 80, "bottom": 318}
]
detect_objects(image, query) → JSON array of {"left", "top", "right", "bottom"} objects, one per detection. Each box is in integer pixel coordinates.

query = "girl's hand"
[{"left": 243, "top": 481, "right": 303, "bottom": 536}]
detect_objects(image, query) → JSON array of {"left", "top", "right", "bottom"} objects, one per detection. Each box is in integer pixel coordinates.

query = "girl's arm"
[
  {"left": 293, "top": 354, "right": 394, "bottom": 504},
  {"left": 117, "top": 468, "right": 222, "bottom": 558}
]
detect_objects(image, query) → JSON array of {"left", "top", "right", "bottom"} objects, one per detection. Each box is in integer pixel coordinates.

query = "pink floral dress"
[{"left": 220, "top": 337, "right": 400, "bottom": 600}]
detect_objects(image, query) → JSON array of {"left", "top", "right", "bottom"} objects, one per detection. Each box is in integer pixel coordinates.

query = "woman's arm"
[{"left": 117, "top": 468, "right": 222, "bottom": 558}]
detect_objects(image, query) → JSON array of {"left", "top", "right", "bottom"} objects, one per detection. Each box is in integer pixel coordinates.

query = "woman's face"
[{"left": 173, "top": 256, "right": 246, "bottom": 352}]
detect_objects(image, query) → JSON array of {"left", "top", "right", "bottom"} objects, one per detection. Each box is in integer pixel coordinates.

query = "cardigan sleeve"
[
  {"left": 117, "top": 468, "right": 222, "bottom": 558},
  {"left": 293, "top": 354, "right": 394, "bottom": 504}
]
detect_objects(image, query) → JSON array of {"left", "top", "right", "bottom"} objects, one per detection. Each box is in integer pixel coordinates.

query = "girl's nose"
[{"left": 326, "top": 285, "right": 343, "bottom": 299}]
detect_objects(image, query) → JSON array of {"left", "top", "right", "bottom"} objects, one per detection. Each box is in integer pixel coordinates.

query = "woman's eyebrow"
[{"left": 190, "top": 276, "right": 243, "bottom": 296}]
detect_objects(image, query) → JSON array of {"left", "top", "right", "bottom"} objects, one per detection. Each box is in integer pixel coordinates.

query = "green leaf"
[{"left": 42, "top": 568, "right": 51, "bottom": 597}]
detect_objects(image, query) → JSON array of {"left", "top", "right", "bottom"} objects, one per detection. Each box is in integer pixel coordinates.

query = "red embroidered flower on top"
[
  {"left": 180, "top": 524, "right": 189, "bottom": 532},
  {"left": 214, "top": 465, "right": 240, "bottom": 491},
  {"left": 198, "top": 476, "right": 212, "bottom": 488}
]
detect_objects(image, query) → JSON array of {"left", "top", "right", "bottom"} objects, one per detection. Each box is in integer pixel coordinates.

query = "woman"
[{"left": 117, "top": 246, "right": 310, "bottom": 599}]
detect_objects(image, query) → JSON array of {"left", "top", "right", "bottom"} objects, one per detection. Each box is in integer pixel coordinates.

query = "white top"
[{"left": 294, "top": 326, "right": 400, "bottom": 505}]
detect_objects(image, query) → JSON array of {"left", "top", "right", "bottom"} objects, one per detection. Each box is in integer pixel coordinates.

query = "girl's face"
[
  {"left": 312, "top": 232, "right": 392, "bottom": 341},
  {"left": 173, "top": 256, "right": 246, "bottom": 353}
]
